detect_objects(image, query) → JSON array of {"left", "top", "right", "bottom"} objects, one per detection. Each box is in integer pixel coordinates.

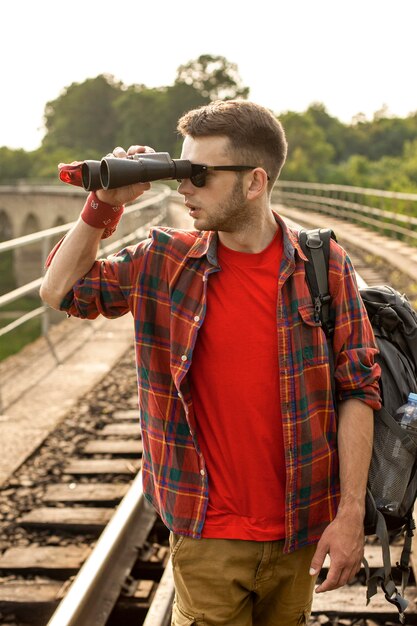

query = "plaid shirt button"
[{"left": 181, "top": 355, "right": 187, "bottom": 362}]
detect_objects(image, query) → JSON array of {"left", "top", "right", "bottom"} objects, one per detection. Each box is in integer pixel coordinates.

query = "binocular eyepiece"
[{"left": 81, "top": 152, "right": 192, "bottom": 191}]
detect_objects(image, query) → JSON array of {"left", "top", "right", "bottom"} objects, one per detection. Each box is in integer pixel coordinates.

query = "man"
[{"left": 40, "top": 99, "right": 381, "bottom": 626}]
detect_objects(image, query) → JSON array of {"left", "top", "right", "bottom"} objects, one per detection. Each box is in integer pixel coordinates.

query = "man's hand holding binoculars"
[
  {"left": 59, "top": 144, "right": 156, "bottom": 239},
  {"left": 95, "top": 145, "right": 155, "bottom": 207}
]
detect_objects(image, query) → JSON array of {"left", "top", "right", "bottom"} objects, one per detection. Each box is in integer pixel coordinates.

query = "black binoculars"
[{"left": 81, "top": 152, "right": 192, "bottom": 191}]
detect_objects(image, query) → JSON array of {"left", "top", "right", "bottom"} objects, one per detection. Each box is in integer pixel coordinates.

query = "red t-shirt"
[{"left": 189, "top": 230, "right": 286, "bottom": 540}]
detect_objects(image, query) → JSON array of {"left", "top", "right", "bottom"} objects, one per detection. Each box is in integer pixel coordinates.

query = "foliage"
[
  {"left": 114, "top": 82, "right": 208, "bottom": 157},
  {"left": 175, "top": 54, "right": 249, "bottom": 101},
  {"left": 0, "top": 317, "right": 41, "bottom": 361},
  {"left": 0, "top": 147, "right": 33, "bottom": 183},
  {"left": 279, "top": 110, "right": 335, "bottom": 181},
  {"left": 42, "top": 74, "right": 121, "bottom": 154}
]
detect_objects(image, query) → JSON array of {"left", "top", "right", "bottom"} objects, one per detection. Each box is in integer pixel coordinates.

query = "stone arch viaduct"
[
  {"left": 0, "top": 185, "right": 89, "bottom": 288},
  {"left": 0, "top": 186, "right": 85, "bottom": 238}
]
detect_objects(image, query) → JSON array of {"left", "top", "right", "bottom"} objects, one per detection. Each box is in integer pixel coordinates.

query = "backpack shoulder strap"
[
  {"left": 298, "top": 227, "right": 336, "bottom": 338},
  {"left": 299, "top": 227, "right": 337, "bottom": 404}
]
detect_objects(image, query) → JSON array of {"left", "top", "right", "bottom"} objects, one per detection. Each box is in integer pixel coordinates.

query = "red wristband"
[{"left": 81, "top": 192, "right": 125, "bottom": 239}]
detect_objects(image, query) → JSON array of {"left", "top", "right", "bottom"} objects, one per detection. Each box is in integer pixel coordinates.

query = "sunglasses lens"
[{"left": 190, "top": 171, "right": 206, "bottom": 187}]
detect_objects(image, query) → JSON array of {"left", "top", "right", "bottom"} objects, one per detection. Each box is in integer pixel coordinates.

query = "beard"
[{"left": 194, "top": 176, "right": 253, "bottom": 233}]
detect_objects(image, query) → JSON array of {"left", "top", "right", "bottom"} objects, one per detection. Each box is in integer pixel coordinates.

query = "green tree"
[
  {"left": 114, "top": 82, "right": 208, "bottom": 155},
  {"left": 305, "top": 103, "right": 351, "bottom": 163},
  {"left": 175, "top": 54, "right": 249, "bottom": 101},
  {"left": 42, "top": 74, "right": 121, "bottom": 155},
  {"left": 280, "top": 111, "right": 335, "bottom": 181},
  {"left": 403, "top": 139, "right": 417, "bottom": 187},
  {"left": 0, "top": 147, "right": 33, "bottom": 182}
]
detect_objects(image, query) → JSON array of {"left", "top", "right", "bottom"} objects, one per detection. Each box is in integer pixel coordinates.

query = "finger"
[
  {"left": 309, "top": 545, "right": 327, "bottom": 579},
  {"left": 126, "top": 145, "right": 144, "bottom": 156},
  {"left": 126, "top": 145, "right": 155, "bottom": 156},
  {"left": 315, "top": 558, "right": 361, "bottom": 593},
  {"left": 113, "top": 146, "right": 127, "bottom": 158},
  {"left": 315, "top": 566, "right": 343, "bottom": 593}
]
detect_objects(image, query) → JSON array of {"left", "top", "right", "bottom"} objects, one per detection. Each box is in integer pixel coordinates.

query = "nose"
[{"left": 177, "top": 178, "right": 193, "bottom": 196}]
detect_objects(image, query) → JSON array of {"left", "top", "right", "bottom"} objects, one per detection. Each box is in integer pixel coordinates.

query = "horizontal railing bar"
[
  {"left": 282, "top": 196, "right": 417, "bottom": 241},
  {"left": 0, "top": 223, "right": 74, "bottom": 254},
  {"left": 274, "top": 190, "right": 417, "bottom": 226},
  {"left": 276, "top": 180, "right": 417, "bottom": 202},
  {"left": 0, "top": 305, "right": 46, "bottom": 337},
  {"left": 0, "top": 278, "right": 43, "bottom": 308},
  {"left": 274, "top": 192, "right": 417, "bottom": 241},
  {"left": 273, "top": 186, "right": 417, "bottom": 245},
  {"left": 101, "top": 210, "right": 166, "bottom": 256}
]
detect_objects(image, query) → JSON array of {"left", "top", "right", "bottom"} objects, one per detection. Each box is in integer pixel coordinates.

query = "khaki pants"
[{"left": 170, "top": 534, "right": 317, "bottom": 626}]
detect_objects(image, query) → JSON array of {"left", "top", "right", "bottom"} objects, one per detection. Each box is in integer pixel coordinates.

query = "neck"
[{"left": 218, "top": 210, "right": 278, "bottom": 253}]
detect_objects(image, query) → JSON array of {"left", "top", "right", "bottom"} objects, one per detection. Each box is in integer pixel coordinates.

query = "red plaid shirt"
[{"left": 60, "top": 213, "right": 381, "bottom": 552}]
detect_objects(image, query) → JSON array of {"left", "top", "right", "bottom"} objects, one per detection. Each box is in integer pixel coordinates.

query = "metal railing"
[
  {"left": 0, "top": 185, "right": 171, "bottom": 341},
  {"left": 0, "top": 185, "right": 171, "bottom": 413},
  {"left": 272, "top": 181, "right": 417, "bottom": 245}
]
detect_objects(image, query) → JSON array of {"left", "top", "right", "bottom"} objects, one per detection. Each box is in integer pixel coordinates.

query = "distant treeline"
[{"left": 1, "top": 54, "right": 417, "bottom": 193}]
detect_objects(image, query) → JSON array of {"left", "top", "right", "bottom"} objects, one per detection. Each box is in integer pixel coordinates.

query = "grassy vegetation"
[
  {"left": 0, "top": 294, "right": 43, "bottom": 360},
  {"left": 0, "top": 250, "right": 15, "bottom": 296},
  {"left": 0, "top": 317, "right": 41, "bottom": 361}
]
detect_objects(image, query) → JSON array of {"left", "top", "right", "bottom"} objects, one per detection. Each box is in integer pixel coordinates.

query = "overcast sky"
[{"left": 2, "top": 0, "right": 416, "bottom": 151}]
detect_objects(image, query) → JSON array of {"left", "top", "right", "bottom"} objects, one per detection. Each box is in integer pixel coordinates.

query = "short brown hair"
[{"left": 177, "top": 100, "right": 287, "bottom": 189}]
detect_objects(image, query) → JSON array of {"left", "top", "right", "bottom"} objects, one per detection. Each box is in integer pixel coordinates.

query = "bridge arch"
[
  {"left": 0, "top": 186, "right": 85, "bottom": 288},
  {"left": 0, "top": 209, "right": 15, "bottom": 294}
]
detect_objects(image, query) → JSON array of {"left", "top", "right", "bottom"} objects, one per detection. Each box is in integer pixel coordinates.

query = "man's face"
[{"left": 178, "top": 135, "right": 252, "bottom": 233}]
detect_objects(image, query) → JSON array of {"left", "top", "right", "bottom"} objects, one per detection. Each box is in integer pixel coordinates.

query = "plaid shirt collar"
[{"left": 185, "top": 211, "right": 307, "bottom": 264}]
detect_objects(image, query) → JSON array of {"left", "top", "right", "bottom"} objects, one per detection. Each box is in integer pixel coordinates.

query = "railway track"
[
  {"left": 0, "top": 208, "right": 416, "bottom": 626},
  {"left": 0, "top": 348, "right": 171, "bottom": 626}
]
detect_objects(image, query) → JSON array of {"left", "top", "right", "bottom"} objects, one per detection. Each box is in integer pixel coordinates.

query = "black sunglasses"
[{"left": 178, "top": 164, "right": 261, "bottom": 188}]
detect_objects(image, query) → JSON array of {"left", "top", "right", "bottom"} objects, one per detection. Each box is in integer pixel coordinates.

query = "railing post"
[{"left": 41, "top": 235, "right": 50, "bottom": 337}]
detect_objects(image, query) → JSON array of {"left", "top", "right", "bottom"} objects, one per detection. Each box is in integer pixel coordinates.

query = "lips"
[{"left": 185, "top": 202, "right": 200, "bottom": 216}]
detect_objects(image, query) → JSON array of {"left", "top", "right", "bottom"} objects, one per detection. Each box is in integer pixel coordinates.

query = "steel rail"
[
  {"left": 142, "top": 559, "right": 175, "bottom": 626},
  {"left": 46, "top": 470, "right": 156, "bottom": 626}
]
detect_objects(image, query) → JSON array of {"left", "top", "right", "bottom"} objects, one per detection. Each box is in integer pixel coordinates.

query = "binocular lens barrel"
[
  {"left": 81, "top": 153, "right": 192, "bottom": 191},
  {"left": 81, "top": 160, "right": 102, "bottom": 191}
]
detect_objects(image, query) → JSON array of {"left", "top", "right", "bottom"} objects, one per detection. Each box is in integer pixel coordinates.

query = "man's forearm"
[
  {"left": 336, "top": 398, "right": 374, "bottom": 517},
  {"left": 40, "top": 218, "right": 104, "bottom": 310},
  {"left": 310, "top": 398, "right": 374, "bottom": 591}
]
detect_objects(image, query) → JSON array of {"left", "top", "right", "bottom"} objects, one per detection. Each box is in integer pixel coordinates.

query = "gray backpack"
[{"left": 299, "top": 227, "right": 417, "bottom": 624}]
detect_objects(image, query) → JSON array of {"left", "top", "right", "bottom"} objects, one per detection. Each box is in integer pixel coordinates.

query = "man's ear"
[{"left": 246, "top": 168, "right": 269, "bottom": 200}]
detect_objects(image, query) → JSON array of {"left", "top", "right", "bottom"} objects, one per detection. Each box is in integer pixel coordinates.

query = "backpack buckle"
[{"left": 382, "top": 579, "right": 408, "bottom": 623}]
